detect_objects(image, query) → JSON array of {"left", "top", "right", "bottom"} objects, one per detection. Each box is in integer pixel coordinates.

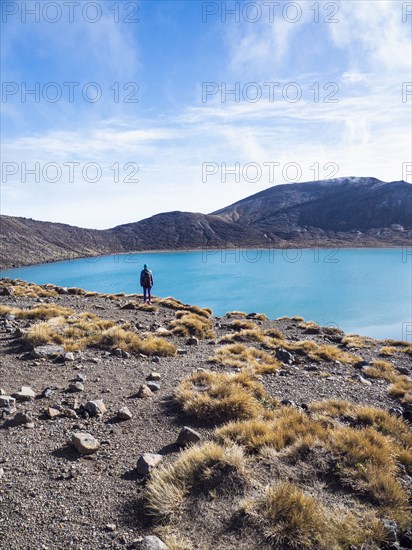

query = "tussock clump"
[
  {"left": 214, "top": 408, "right": 326, "bottom": 454},
  {"left": 291, "top": 316, "right": 304, "bottom": 321},
  {"left": 242, "top": 482, "right": 378, "bottom": 550},
  {"left": 229, "top": 320, "right": 256, "bottom": 331},
  {"left": 157, "top": 297, "right": 212, "bottom": 317},
  {"left": 93, "top": 326, "right": 176, "bottom": 356},
  {"left": 363, "top": 359, "right": 397, "bottom": 382},
  {"left": 122, "top": 300, "right": 159, "bottom": 312},
  {"left": 175, "top": 371, "right": 275, "bottom": 422},
  {"left": 219, "top": 329, "right": 266, "bottom": 345},
  {"left": 283, "top": 339, "right": 361, "bottom": 364},
  {"left": 226, "top": 311, "right": 247, "bottom": 318},
  {"left": 379, "top": 346, "right": 396, "bottom": 356},
  {"left": 2, "top": 304, "right": 74, "bottom": 320},
  {"left": 169, "top": 311, "right": 215, "bottom": 339},
  {"left": 264, "top": 327, "right": 285, "bottom": 340},
  {"left": 210, "top": 343, "right": 281, "bottom": 374},
  {"left": 388, "top": 375, "right": 412, "bottom": 400},
  {"left": 247, "top": 312, "right": 267, "bottom": 321},
  {"left": 9, "top": 282, "right": 58, "bottom": 298},
  {"left": 146, "top": 442, "right": 248, "bottom": 520},
  {"left": 341, "top": 334, "right": 375, "bottom": 349},
  {"left": 22, "top": 311, "right": 175, "bottom": 355}
]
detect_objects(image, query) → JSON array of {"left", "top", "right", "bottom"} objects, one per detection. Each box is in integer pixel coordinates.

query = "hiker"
[{"left": 140, "top": 264, "right": 154, "bottom": 304}]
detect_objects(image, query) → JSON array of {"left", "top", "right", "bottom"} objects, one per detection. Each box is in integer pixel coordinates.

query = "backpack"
[{"left": 141, "top": 270, "right": 151, "bottom": 287}]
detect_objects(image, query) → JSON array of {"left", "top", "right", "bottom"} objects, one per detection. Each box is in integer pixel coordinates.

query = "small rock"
[
  {"left": 177, "top": 348, "right": 188, "bottom": 355},
  {"left": 276, "top": 348, "right": 294, "bottom": 364},
  {"left": 137, "top": 385, "right": 153, "bottom": 398},
  {"left": 13, "top": 327, "right": 26, "bottom": 338},
  {"left": 84, "top": 400, "right": 106, "bottom": 417},
  {"left": 14, "top": 386, "right": 36, "bottom": 402},
  {"left": 0, "top": 388, "right": 4, "bottom": 395},
  {"left": 152, "top": 356, "right": 160, "bottom": 363},
  {"left": 112, "top": 348, "right": 123, "bottom": 357},
  {"left": 208, "top": 340, "right": 216, "bottom": 345},
  {"left": 304, "top": 365, "right": 319, "bottom": 372},
  {"left": 187, "top": 337, "right": 199, "bottom": 346},
  {"left": 68, "top": 382, "right": 84, "bottom": 393},
  {"left": 117, "top": 406, "right": 132, "bottom": 420},
  {"left": 106, "top": 523, "right": 116, "bottom": 532},
  {"left": 13, "top": 411, "right": 33, "bottom": 426},
  {"left": 41, "top": 387, "right": 53, "bottom": 399},
  {"left": 147, "top": 372, "right": 161, "bottom": 381},
  {"left": 75, "top": 373, "right": 86, "bottom": 383},
  {"left": 382, "top": 519, "right": 397, "bottom": 542},
  {"left": 396, "top": 366, "right": 410, "bottom": 375},
  {"left": 47, "top": 407, "right": 61, "bottom": 419},
  {"left": 122, "top": 350, "right": 130, "bottom": 359},
  {"left": 64, "top": 352, "right": 75, "bottom": 362},
  {"left": 354, "top": 360, "right": 369, "bottom": 369},
  {"left": 5, "top": 313, "right": 15, "bottom": 321},
  {"left": 136, "top": 453, "right": 163, "bottom": 476},
  {"left": 389, "top": 407, "right": 403, "bottom": 417},
  {"left": 177, "top": 426, "right": 201, "bottom": 447},
  {"left": 156, "top": 327, "right": 169, "bottom": 334},
  {"left": 0, "top": 395, "right": 16, "bottom": 408},
  {"left": 131, "top": 536, "right": 168, "bottom": 549},
  {"left": 0, "top": 286, "right": 13, "bottom": 296},
  {"left": 32, "top": 344, "right": 65, "bottom": 359},
  {"left": 281, "top": 399, "right": 296, "bottom": 407},
  {"left": 352, "top": 374, "right": 372, "bottom": 386},
  {"left": 0, "top": 467, "right": 4, "bottom": 478},
  {"left": 72, "top": 432, "right": 100, "bottom": 455},
  {"left": 147, "top": 382, "right": 160, "bottom": 392}
]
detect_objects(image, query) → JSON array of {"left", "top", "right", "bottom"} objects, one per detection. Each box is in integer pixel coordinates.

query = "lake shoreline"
[{"left": 0, "top": 243, "right": 407, "bottom": 272}]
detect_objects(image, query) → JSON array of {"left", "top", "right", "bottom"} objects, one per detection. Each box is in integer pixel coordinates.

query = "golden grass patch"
[
  {"left": 146, "top": 442, "right": 247, "bottom": 520},
  {"left": 169, "top": 311, "right": 215, "bottom": 339},
  {"left": 229, "top": 320, "right": 257, "bottom": 331},
  {"left": 363, "top": 359, "right": 397, "bottom": 382},
  {"left": 210, "top": 343, "right": 281, "bottom": 374},
  {"left": 219, "top": 329, "right": 266, "bottom": 345},
  {"left": 214, "top": 408, "right": 326, "bottom": 454},
  {"left": 283, "top": 339, "right": 361, "bottom": 364},
  {"left": 174, "top": 371, "right": 275, "bottom": 422},
  {"left": 388, "top": 376, "right": 412, "bottom": 400},
  {"left": 156, "top": 297, "right": 212, "bottom": 317},
  {"left": 226, "top": 311, "right": 247, "bottom": 318},
  {"left": 264, "top": 327, "right": 285, "bottom": 340},
  {"left": 341, "top": 334, "right": 375, "bottom": 349}
]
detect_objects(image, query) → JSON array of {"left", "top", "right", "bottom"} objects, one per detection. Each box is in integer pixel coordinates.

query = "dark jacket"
[{"left": 140, "top": 269, "right": 154, "bottom": 288}]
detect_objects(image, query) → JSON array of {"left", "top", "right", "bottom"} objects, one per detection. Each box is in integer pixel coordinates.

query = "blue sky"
[{"left": 1, "top": 0, "right": 411, "bottom": 228}]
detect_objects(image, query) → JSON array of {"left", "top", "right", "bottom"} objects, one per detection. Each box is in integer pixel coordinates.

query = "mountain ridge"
[{"left": 1, "top": 177, "right": 411, "bottom": 269}]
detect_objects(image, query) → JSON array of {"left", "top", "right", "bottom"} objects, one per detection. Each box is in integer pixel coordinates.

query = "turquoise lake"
[{"left": 1, "top": 248, "right": 411, "bottom": 341}]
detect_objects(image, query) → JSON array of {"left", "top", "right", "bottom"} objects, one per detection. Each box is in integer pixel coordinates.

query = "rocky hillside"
[
  {"left": 1, "top": 177, "right": 411, "bottom": 269},
  {"left": 0, "top": 279, "right": 412, "bottom": 549}
]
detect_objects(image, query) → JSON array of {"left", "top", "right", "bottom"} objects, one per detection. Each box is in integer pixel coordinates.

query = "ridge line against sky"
[{"left": 1, "top": 0, "right": 411, "bottom": 228}]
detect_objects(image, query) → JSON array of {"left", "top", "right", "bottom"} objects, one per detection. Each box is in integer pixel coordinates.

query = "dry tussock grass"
[
  {"left": 214, "top": 408, "right": 326, "bottom": 454},
  {"left": 156, "top": 297, "right": 212, "bottom": 317},
  {"left": 20, "top": 308, "right": 176, "bottom": 355},
  {"left": 0, "top": 304, "right": 74, "bottom": 320},
  {"left": 341, "top": 334, "right": 375, "bottom": 349},
  {"left": 146, "top": 442, "right": 247, "bottom": 520},
  {"left": 9, "top": 282, "right": 58, "bottom": 298},
  {"left": 242, "top": 481, "right": 382, "bottom": 550},
  {"left": 175, "top": 371, "right": 275, "bottom": 422},
  {"left": 219, "top": 329, "right": 266, "bottom": 345},
  {"left": 210, "top": 343, "right": 281, "bottom": 374},
  {"left": 363, "top": 359, "right": 397, "bottom": 382},
  {"left": 388, "top": 375, "right": 412, "bottom": 400},
  {"left": 226, "top": 311, "right": 247, "bottom": 318},
  {"left": 229, "top": 320, "right": 256, "bottom": 331},
  {"left": 169, "top": 311, "right": 215, "bottom": 339},
  {"left": 264, "top": 327, "right": 285, "bottom": 340},
  {"left": 282, "top": 339, "right": 361, "bottom": 364}
]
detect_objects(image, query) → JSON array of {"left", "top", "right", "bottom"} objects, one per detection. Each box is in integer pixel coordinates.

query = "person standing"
[{"left": 140, "top": 264, "right": 154, "bottom": 304}]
